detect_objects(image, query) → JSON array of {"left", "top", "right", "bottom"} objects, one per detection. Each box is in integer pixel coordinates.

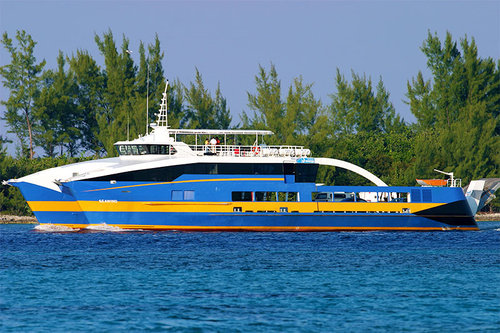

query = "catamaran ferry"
[{"left": 4, "top": 82, "right": 494, "bottom": 231}]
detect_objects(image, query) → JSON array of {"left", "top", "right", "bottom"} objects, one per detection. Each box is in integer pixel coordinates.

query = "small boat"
[
  {"left": 3, "top": 82, "right": 489, "bottom": 231},
  {"left": 416, "top": 179, "right": 448, "bottom": 187}
]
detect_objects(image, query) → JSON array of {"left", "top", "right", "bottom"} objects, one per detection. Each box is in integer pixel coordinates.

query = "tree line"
[{"left": 1, "top": 29, "right": 499, "bottom": 215}]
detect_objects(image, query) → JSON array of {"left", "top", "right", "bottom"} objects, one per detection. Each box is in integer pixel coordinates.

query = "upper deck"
[{"left": 115, "top": 127, "right": 311, "bottom": 159}]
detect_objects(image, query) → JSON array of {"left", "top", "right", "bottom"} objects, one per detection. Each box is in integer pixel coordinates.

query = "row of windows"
[
  {"left": 87, "top": 163, "right": 318, "bottom": 183},
  {"left": 312, "top": 191, "right": 415, "bottom": 203},
  {"left": 231, "top": 209, "right": 410, "bottom": 214},
  {"left": 232, "top": 191, "right": 299, "bottom": 202},
  {"left": 117, "top": 145, "right": 177, "bottom": 156},
  {"left": 171, "top": 190, "right": 195, "bottom": 201}
]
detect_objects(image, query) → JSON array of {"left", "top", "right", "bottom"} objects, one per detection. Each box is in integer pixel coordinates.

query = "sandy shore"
[
  {"left": 1, "top": 213, "right": 499, "bottom": 224},
  {"left": 0, "top": 215, "right": 38, "bottom": 224},
  {"left": 475, "top": 213, "right": 500, "bottom": 221}
]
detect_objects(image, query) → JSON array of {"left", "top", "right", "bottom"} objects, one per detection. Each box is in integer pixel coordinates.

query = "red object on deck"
[{"left": 416, "top": 179, "right": 448, "bottom": 186}]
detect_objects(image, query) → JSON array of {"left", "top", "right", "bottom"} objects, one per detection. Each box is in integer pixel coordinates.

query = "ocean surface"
[{"left": 1, "top": 222, "right": 499, "bottom": 332}]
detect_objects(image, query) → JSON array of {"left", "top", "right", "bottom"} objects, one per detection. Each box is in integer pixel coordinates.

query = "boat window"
[
  {"left": 143, "top": 145, "right": 176, "bottom": 155},
  {"left": 130, "top": 145, "right": 139, "bottom": 155},
  {"left": 312, "top": 192, "right": 333, "bottom": 202},
  {"left": 255, "top": 164, "right": 283, "bottom": 175},
  {"left": 232, "top": 191, "right": 253, "bottom": 201},
  {"left": 158, "top": 145, "right": 168, "bottom": 154},
  {"left": 295, "top": 164, "right": 319, "bottom": 183},
  {"left": 278, "top": 192, "right": 298, "bottom": 202},
  {"left": 422, "top": 189, "right": 432, "bottom": 202},
  {"left": 330, "top": 192, "right": 355, "bottom": 202},
  {"left": 184, "top": 190, "right": 195, "bottom": 200},
  {"left": 117, "top": 144, "right": 175, "bottom": 156},
  {"left": 171, "top": 190, "right": 195, "bottom": 201},
  {"left": 255, "top": 192, "right": 277, "bottom": 201},
  {"left": 388, "top": 192, "right": 409, "bottom": 202},
  {"left": 171, "top": 190, "right": 183, "bottom": 200},
  {"left": 410, "top": 189, "right": 421, "bottom": 203},
  {"left": 87, "top": 163, "right": 288, "bottom": 182},
  {"left": 118, "top": 145, "right": 127, "bottom": 155}
]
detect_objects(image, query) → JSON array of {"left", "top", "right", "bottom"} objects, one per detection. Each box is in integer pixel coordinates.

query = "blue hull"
[
  {"left": 12, "top": 178, "right": 478, "bottom": 231},
  {"left": 32, "top": 210, "right": 476, "bottom": 231}
]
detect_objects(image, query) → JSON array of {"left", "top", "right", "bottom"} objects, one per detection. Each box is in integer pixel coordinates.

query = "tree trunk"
[{"left": 25, "top": 110, "right": 34, "bottom": 159}]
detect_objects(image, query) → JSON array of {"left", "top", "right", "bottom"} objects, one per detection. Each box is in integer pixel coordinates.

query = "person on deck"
[
  {"left": 210, "top": 137, "right": 217, "bottom": 153},
  {"left": 204, "top": 138, "right": 209, "bottom": 152}
]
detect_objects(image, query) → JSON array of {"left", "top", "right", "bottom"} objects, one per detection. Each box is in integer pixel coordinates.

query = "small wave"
[
  {"left": 84, "top": 223, "right": 129, "bottom": 232},
  {"left": 34, "top": 224, "right": 78, "bottom": 232},
  {"left": 476, "top": 221, "right": 500, "bottom": 231}
]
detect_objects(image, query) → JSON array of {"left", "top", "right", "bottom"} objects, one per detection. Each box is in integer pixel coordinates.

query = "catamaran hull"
[{"left": 13, "top": 181, "right": 478, "bottom": 231}]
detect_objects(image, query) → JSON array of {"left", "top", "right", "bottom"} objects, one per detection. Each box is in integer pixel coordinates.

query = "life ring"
[{"left": 252, "top": 146, "right": 261, "bottom": 155}]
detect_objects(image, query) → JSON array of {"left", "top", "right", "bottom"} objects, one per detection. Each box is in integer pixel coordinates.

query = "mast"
[{"left": 155, "top": 80, "right": 169, "bottom": 127}]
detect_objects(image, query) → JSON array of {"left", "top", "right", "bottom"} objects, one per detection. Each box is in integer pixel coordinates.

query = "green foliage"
[
  {"left": 244, "top": 64, "right": 324, "bottom": 146},
  {"left": 319, "top": 129, "right": 416, "bottom": 186},
  {"left": 34, "top": 51, "right": 80, "bottom": 157},
  {"left": 329, "top": 69, "right": 405, "bottom": 135},
  {"left": 0, "top": 30, "right": 46, "bottom": 159},
  {"left": 244, "top": 64, "right": 284, "bottom": 144},
  {"left": 183, "top": 69, "right": 232, "bottom": 130},
  {"left": 68, "top": 50, "right": 105, "bottom": 156},
  {"left": 407, "top": 31, "right": 499, "bottom": 184},
  {"left": 0, "top": 154, "right": 94, "bottom": 215}
]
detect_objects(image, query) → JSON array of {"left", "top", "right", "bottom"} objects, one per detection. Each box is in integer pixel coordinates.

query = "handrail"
[
  {"left": 188, "top": 144, "right": 311, "bottom": 158},
  {"left": 448, "top": 178, "right": 462, "bottom": 187}
]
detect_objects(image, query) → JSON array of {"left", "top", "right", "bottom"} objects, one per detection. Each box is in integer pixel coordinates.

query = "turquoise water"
[{"left": 1, "top": 223, "right": 499, "bottom": 332}]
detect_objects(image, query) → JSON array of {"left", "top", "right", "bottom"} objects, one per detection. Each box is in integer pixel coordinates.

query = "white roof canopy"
[{"left": 164, "top": 129, "right": 274, "bottom": 136}]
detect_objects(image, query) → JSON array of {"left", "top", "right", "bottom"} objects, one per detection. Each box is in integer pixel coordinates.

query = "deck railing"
[
  {"left": 188, "top": 144, "right": 311, "bottom": 158},
  {"left": 448, "top": 178, "right": 462, "bottom": 187}
]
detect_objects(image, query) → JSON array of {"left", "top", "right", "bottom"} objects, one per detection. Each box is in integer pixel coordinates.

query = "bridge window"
[{"left": 117, "top": 144, "right": 176, "bottom": 156}]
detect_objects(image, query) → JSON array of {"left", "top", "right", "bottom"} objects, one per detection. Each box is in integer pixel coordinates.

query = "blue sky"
[{"left": 0, "top": 0, "right": 499, "bottom": 154}]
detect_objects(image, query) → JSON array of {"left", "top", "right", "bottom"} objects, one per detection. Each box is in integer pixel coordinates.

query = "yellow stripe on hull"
[{"left": 28, "top": 200, "right": 443, "bottom": 214}]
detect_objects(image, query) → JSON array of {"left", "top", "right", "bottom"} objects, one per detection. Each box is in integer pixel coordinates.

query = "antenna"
[
  {"left": 434, "top": 169, "right": 454, "bottom": 185},
  {"left": 146, "top": 63, "right": 149, "bottom": 135}
]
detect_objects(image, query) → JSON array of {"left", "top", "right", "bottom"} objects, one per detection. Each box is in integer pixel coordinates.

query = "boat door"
[{"left": 283, "top": 162, "right": 295, "bottom": 183}]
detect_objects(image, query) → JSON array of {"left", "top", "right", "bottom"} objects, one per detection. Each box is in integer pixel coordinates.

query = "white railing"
[
  {"left": 188, "top": 145, "right": 311, "bottom": 158},
  {"left": 448, "top": 178, "right": 462, "bottom": 187}
]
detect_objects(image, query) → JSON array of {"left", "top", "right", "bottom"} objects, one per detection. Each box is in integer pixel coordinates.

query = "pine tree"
[
  {"left": 407, "top": 31, "right": 500, "bottom": 181},
  {"left": 184, "top": 68, "right": 215, "bottom": 129},
  {"left": 94, "top": 30, "right": 139, "bottom": 155},
  {"left": 284, "top": 76, "right": 322, "bottom": 145},
  {"left": 183, "top": 69, "right": 231, "bottom": 130},
  {"left": 0, "top": 30, "right": 46, "bottom": 158},
  {"left": 68, "top": 50, "right": 105, "bottom": 156},
  {"left": 34, "top": 51, "right": 80, "bottom": 156},
  {"left": 329, "top": 69, "right": 404, "bottom": 134},
  {"left": 244, "top": 64, "right": 284, "bottom": 143},
  {"left": 214, "top": 82, "right": 232, "bottom": 129}
]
